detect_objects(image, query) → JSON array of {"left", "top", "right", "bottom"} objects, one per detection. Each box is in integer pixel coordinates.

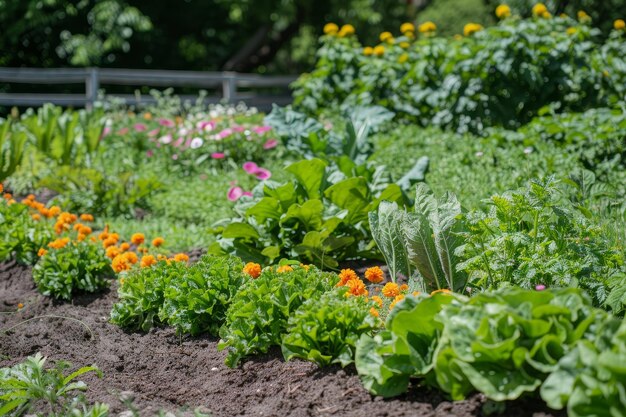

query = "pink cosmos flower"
[
  {"left": 196, "top": 121, "right": 216, "bottom": 131},
  {"left": 254, "top": 168, "right": 272, "bottom": 180},
  {"left": 211, "top": 152, "right": 225, "bottom": 159},
  {"left": 228, "top": 186, "right": 244, "bottom": 201},
  {"left": 263, "top": 139, "right": 278, "bottom": 150},
  {"left": 101, "top": 127, "right": 112, "bottom": 138},
  {"left": 146, "top": 150, "right": 154, "bottom": 158},
  {"left": 243, "top": 162, "right": 259, "bottom": 174},
  {"left": 242, "top": 191, "right": 253, "bottom": 197},
  {"left": 173, "top": 137, "right": 184, "bottom": 147},
  {"left": 159, "top": 118, "right": 175, "bottom": 127},
  {"left": 233, "top": 126, "right": 245, "bottom": 133},
  {"left": 148, "top": 128, "right": 160, "bottom": 137},
  {"left": 535, "top": 284, "right": 546, "bottom": 291},
  {"left": 217, "top": 128, "right": 233, "bottom": 140},
  {"left": 134, "top": 123, "right": 147, "bottom": 132},
  {"left": 253, "top": 126, "right": 272, "bottom": 135}
]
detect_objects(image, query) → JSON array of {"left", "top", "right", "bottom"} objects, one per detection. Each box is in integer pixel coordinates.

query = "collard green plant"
[
  {"left": 33, "top": 240, "right": 113, "bottom": 300},
  {"left": 355, "top": 288, "right": 617, "bottom": 402},
  {"left": 281, "top": 288, "right": 379, "bottom": 367},
  {"left": 218, "top": 265, "right": 336, "bottom": 367},
  {"left": 369, "top": 183, "right": 467, "bottom": 291},
  {"left": 0, "top": 353, "right": 105, "bottom": 417}
]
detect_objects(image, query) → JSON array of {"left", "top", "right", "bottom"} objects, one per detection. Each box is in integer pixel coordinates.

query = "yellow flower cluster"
[
  {"left": 615, "top": 19, "right": 625, "bottom": 30},
  {"left": 379, "top": 31, "right": 394, "bottom": 44},
  {"left": 463, "top": 23, "right": 484, "bottom": 36},
  {"left": 577, "top": 10, "right": 591, "bottom": 23},
  {"left": 323, "top": 23, "right": 355, "bottom": 38},
  {"left": 495, "top": 4, "right": 511, "bottom": 19},
  {"left": 532, "top": 3, "right": 551, "bottom": 18},
  {"left": 338, "top": 24, "right": 355, "bottom": 37},
  {"left": 418, "top": 21, "right": 436, "bottom": 34}
]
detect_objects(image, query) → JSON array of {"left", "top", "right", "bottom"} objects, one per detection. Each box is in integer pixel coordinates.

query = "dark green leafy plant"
[
  {"left": 218, "top": 264, "right": 336, "bottom": 367},
  {"left": 0, "top": 353, "right": 106, "bottom": 417},
  {"left": 281, "top": 287, "right": 379, "bottom": 367},
  {"left": 33, "top": 240, "right": 113, "bottom": 300},
  {"left": 0, "top": 119, "right": 28, "bottom": 183},
  {"left": 0, "top": 200, "right": 54, "bottom": 265}
]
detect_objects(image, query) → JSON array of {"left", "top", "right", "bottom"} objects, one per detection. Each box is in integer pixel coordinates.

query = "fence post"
[
  {"left": 221, "top": 72, "right": 237, "bottom": 104},
  {"left": 85, "top": 68, "right": 99, "bottom": 109}
]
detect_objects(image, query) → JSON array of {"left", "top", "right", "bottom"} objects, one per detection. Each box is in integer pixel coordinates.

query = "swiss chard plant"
[
  {"left": 218, "top": 264, "right": 336, "bottom": 367},
  {"left": 281, "top": 287, "right": 379, "bottom": 367}
]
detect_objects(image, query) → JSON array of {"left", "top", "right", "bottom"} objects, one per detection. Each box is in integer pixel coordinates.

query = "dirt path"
[{"left": 0, "top": 261, "right": 562, "bottom": 417}]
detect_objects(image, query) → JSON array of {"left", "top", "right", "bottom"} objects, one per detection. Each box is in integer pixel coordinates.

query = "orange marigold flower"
[
  {"left": 389, "top": 294, "right": 405, "bottom": 310},
  {"left": 31, "top": 214, "right": 41, "bottom": 221},
  {"left": 7, "top": 199, "right": 16, "bottom": 205},
  {"left": 106, "top": 246, "right": 121, "bottom": 259},
  {"left": 77, "top": 233, "right": 87, "bottom": 242},
  {"left": 98, "top": 231, "right": 109, "bottom": 241},
  {"left": 103, "top": 237, "right": 117, "bottom": 248},
  {"left": 371, "top": 295, "right": 383, "bottom": 308},
  {"left": 124, "top": 252, "right": 139, "bottom": 264},
  {"left": 131, "top": 233, "right": 145, "bottom": 245},
  {"left": 345, "top": 278, "right": 368, "bottom": 297},
  {"left": 48, "top": 237, "right": 70, "bottom": 249},
  {"left": 119, "top": 242, "right": 131, "bottom": 251},
  {"left": 0, "top": 183, "right": 3, "bottom": 193},
  {"left": 112, "top": 255, "right": 131, "bottom": 273},
  {"left": 80, "top": 213, "right": 94, "bottom": 222},
  {"left": 399, "top": 284, "right": 409, "bottom": 292},
  {"left": 38, "top": 248, "right": 48, "bottom": 257},
  {"left": 336, "top": 268, "right": 359, "bottom": 287},
  {"left": 276, "top": 265, "right": 293, "bottom": 273},
  {"left": 370, "top": 307, "right": 380, "bottom": 317},
  {"left": 157, "top": 254, "right": 168, "bottom": 261},
  {"left": 431, "top": 288, "right": 452, "bottom": 295},
  {"left": 141, "top": 255, "right": 157, "bottom": 268},
  {"left": 152, "top": 237, "right": 165, "bottom": 247},
  {"left": 143, "top": 112, "right": 152, "bottom": 120},
  {"left": 3, "top": 193, "right": 12, "bottom": 200},
  {"left": 382, "top": 282, "right": 400, "bottom": 298},
  {"left": 73, "top": 223, "right": 83, "bottom": 231},
  {"left": 48, "top": 206, "right": 61, "bottom": 217},
  {"left": 79, "top": 225, "right": 92, "bottom": 235},
  {"left": 299, "top": 263, "right": 310, "bottom": 272},
  {"left": 17, "top": 302, "right": 24, "bottom": 309},
  {"left": 172, "top": 253, "right": 189, "bottom": 263},
  {"left": 243, "top": 262, "right": 262, "bottom": 278},
  {"left": 364, "top": 266, "right": 385, "bottom": 283}
]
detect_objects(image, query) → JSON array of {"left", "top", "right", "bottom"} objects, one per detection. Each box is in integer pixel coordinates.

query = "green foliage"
[
  {"left": 0, "top": 119, "right": 27, "bottom": 183},
  {"left": 218, "top": 265, "right": 336, "bottom": 367},
  {"left": 294, "top": 14, "right": 626, "bottom": 134},
  {"left": 33, "top": 240, "right": 113, "bottom": 300},
  {"left": 355, "top": 288, "right": 619, "bottom": 402},
  {"left": 281, "top": 288, "right": 379, "bottom": 367},
  {"left": 0, "top": 353, "right": 105, "bottom": 417},
  {"left": 0, "top": 201, "right": 54, "bottom": 265},
  {"left": 370, "top": 184, "right": 467, "bottom": 291}
]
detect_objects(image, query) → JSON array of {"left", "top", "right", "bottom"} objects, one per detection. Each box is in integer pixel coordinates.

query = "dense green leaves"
[{"left": 0, "top": 201, "right": 54, "bottom": 265}]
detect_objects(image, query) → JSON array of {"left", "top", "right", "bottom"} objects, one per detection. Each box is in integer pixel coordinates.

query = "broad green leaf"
[
  {"left": 285, "top": 158, "right": 327, "bottom": 199},
  {"left": 221, "top": 223, "right": 260, "bottom": 241},
  {"left": 369, "top": 201, "right": 411, "bottom": 280}
]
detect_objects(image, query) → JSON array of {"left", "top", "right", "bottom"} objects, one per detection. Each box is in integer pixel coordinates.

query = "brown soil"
[{"left": 0, "top": 261, "right": 564, "bottom": 417}]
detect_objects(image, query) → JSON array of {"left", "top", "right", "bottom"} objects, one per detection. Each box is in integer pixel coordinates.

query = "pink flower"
[
  {"left": 242, "top": 191, "right": 253, "bottom": 197},
  {"left": 146, "top": 150, "right": 154, "bottom": 158},
  {"left": 117, "top": 127, "right": 129, "bottom": 135},
  {"left": 228, "top": 186, "right": 244, "bottom": 201},
  {"left": 172, "top": 137, "right": 184, "bottom": 147},
  {"left": 134, "top": 123, "right": 147, "bottom": 132},
  {"left": 211, "top": 152, "right": 225, "bottom": 159},
  {"left": 243, "top": 162, "right": 259, "bottom": 174},
  {"left": 253, "top": 126, "right": 272, "bottom": 135},
  {"left": 254, "top": 168, "right": 272, "bottom": 180},
  {"left": 196, "top": 121, "right": 216, "bottom": 131},
  {"left": 535, "top": 284, "right": 546, "bottom": 291},
  {"left": 172, "top": 154, "right": 179, "bottom": 160},
  {"left": 148, "top": 128, "right": 160, "bottom": 137},
  {"left": 101, "top": 127, "right": 112, "bottom": 138},
  {"left": 263, "top": 139, "right": 278, "bottom": 150},
  {"left": 217, "top": 128, "right": 233, "bottom": 140},
  {"left": 233, "top": 126, "right": 245, "bottom": 133},
  {"left": 159, "top": 135, "right": 172, "bottom": 144},
  {"left": 159, "top": 118, "right": 175, "bottom": 127}
]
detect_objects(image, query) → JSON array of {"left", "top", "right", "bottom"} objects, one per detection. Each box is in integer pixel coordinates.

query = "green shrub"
[{"left": 0, "top": 200, "right": 54, "bottom": 265}]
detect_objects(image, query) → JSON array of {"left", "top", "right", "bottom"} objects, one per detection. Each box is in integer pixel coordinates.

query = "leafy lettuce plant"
[
  {"left": 33, "top": 240, "right": 113, "bottom": 300},
  {"left": 281, "top": 287, "right": 379, "bottom": 367},
  {"left": 369, "top": 183, "right": 467, "bottom": 291},
  {"left": 355, "top": 288, "right": 612, "bottom": 401},
  {"left": 218, "top": 265, "right": 336, "bottom": 367}
]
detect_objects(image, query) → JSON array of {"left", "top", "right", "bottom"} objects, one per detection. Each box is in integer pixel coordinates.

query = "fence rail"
[{"left": 0, "top": 67, "right": 296, "bottom": 110}]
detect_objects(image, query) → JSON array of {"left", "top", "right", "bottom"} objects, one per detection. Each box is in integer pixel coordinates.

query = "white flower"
[
  {"left": 475, "top": 151, "right": 484, "bottom": 157},
  {"left": 190, "top": 137, "right": 204, "bottom": 149},
  {"left": 523, "top": 147, "right": 533, "bottom": 155},
  {"left": 159, "top": 135, "right": 172, "bottom": 144}
]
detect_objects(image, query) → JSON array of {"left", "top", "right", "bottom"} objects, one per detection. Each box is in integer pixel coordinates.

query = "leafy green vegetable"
[{"left": 0, "top": 200, "right": 54, "bottom": 265}]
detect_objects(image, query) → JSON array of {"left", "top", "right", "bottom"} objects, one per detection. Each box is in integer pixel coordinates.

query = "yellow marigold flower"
[
  {"left": 431, "top": 288, "right": 452, "bottom": 295},
  {"left": 345, "top": 278, "right": 368, "bottom": 297},
  {"left": 399, "top": 284, "right": 409, "bottom": 292},
  {"left": 131, "top": 233, "right": 144, "bottom": 245},
  {"left": 398, "top": 53, "right": 409, "bottom": 64},
  {"left": 141, "top": 255, "right": 157, "bottom": 268},
  {"left": 37, "top": 248, "right": 47, "bottom": 257},
  {"left": 463, "top": 23, "right": 484, "bottom": 36},
  {"left": 615, "top": 19, "right": 626, "bottom": 30},
  {"left": 532, "top": 3, "right": 547, "bottom": 17},
  {"left": 152, "top": 237, "right": 164, "bottom": 247},
  {"left": 299, "top": 263, "right": 310, "bottom": 272},
  {"left": 566, "top": 27, "right": 577, "bottom": 35},
  {"left": 277, "top": 265, "right": 293, "bottom": 273},
  {"left": 371, "top": 295, "right": 383, "bottom": 308},
  {"left": 336, "top": 268, "right": 359, "bottom": 287},
  {"left": 389, "top": 294, "right": 405, "bottom": 310},
  {"left": 495, "top": 4, "right": 511, "bottom": 19},
  {"left": 124, "top": 251, "right": 139, "bottom": 264},
  {"left": 418, "top": 21, "right": 437, "bottom": 33},
  {"left": 400, "top": 22, "right": 415, "bottom": 34},
  {"left": 577, "top": 10, "right": 590, "bottom": 22},
  {"left": 364, "top": 266, "right": 385, "bottom": 284},
  {"left": 243, "top": 262, "right": 262, "bottom": 279},
  {"left": 80, "top": 213, "right": 94, "bottom": 222},
  {"left": 106, "top": 246, "right": 121, "bottom": 259},
  {"left": 172, "top": 253, "right": 189, "bottom": 263},
  {"left": 542, "top": 11, "right": 552, "bottom": 18},
  {"left": 120, "top": 242, "right": 130, "bottom": 251},
  {"left": 370, "top": 307, "right": 380, "bottom": 317},
  {"left": 7, "top": 199, "right": 15, "bottom": 205},
  {"left": 379, "top": 31, "right": 393, "bottom": 42},
  {"left": 103, "top": 237, "right": 117, "bottom": 248},
  {"left": 112, "top": 255, "right": 131, "bottom": 273},
  {"left": 382, "top": 282, "right": 400, "bottom": 298},
  {"left": 338, "top": 24, "right": 355, "bottom": 37},
  {"left": 48, "top": 237, "right": 70, "bottom": 249},
  {"left": 32, "top": 214, "right": 41, "bottom": 221},
  {"left": 323, "top": 23, "right": 339, "bottom": 35},
  {"left": 373, "top": 45, "right": 385, "bottom": 56},
  {"left": 119, "top": 278, "right": 125, "bottom": 286},
  {"left": 399, "top": 41, "right": 410, "bottom": 49},
  {"left": 412, "top": 291, "right": 421, "bottom": 296},
  {"left": 363, "top": 46, "right": 374, "bottom": 56}
]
